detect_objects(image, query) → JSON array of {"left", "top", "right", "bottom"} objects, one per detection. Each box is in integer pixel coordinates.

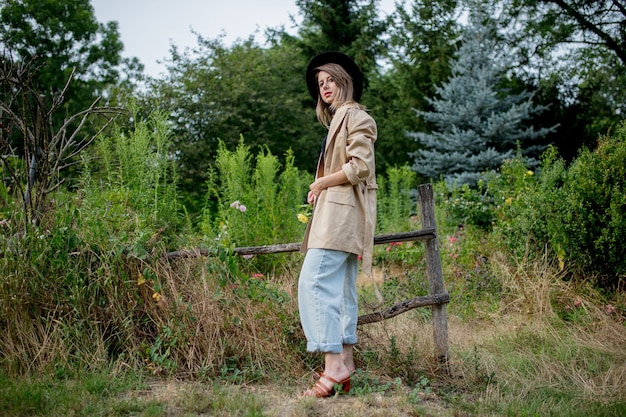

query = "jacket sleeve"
[{"left": 341, "top": 109, "right": 377, "bottom": 185}]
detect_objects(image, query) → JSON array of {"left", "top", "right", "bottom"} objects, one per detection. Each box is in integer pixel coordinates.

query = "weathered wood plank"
[
  {"left": 418, "top": 184, "right": 450, "bottom": 370},
  {"left": 163, "top": 229, "right": 436, "bottom": 259},
  {"left": 357, "top": 292, "right": 449, "bottom": 325}
]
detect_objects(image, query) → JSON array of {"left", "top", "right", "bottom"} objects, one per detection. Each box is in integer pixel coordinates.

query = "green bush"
[
  {"left": 441, "top": 180, "right": 496, "bottom": 229},
  {"left": 548, "top": 123, "right": 626, "bottom": 283},
  {"left": 496, "top": 122, "right": 626, "bottom": 288},
  {"left": 433, "top": 150, "right": 537, "bottom": 231}
]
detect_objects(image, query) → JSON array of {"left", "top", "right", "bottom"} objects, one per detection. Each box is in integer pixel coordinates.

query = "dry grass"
[
  {"left": 116, "top": 298, "right": 624, "bottom": 416},
  {"left": 166, "top": 259, "right": 624, "bottom": 414},
  {"left": 121, "top": 375, "right": 456, "bottom": 417},
  {"left": 141, "top": 255, "right": 307, "bottom": 378},
  {"left": 2, "top": 241, "right": 625, "bottom": 416}
]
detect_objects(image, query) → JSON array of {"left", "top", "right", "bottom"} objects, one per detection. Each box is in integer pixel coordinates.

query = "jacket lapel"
[{"left": 321, "top": 104, "right": 352, "bottom": 171}]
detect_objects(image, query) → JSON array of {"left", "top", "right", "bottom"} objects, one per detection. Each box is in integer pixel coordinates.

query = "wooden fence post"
[{"left": 418, "top": 184, "right": 450, "bottom": 371}]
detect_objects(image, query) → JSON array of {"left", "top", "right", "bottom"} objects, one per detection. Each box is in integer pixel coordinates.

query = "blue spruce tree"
[{"left": 408, "top": 0, "right": 554, "bottom": 186}]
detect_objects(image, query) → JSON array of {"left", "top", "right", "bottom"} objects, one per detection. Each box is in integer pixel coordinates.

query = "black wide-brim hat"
[{"left": 306, "top": 51, "right": 363, "bottom": 102}]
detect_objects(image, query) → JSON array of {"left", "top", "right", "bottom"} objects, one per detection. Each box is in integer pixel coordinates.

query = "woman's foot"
[
  {"left": 304, "top": 351, "right": 351, "bottom": 397},
  {"left": 302, "top": 373, "right": 351, "bottom": 398},
  {"left": 312, "top": 345, "right": 356, "bottom": 380},
  {"left": 312, "top": 365, "right": 355, "bottom": 380}
]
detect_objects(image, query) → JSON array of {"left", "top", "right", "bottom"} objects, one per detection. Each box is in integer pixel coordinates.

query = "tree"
[
  {"left": 504, "top": 0, "right": 626, "bottom": 66},
  {"left": 148, "top": 36, "right": 316, "bottom": 213},
  {"left": 527, "top": 47, "right": 626, "bottom": 161},
  {"left": 369, "top": 0, "right": 461, "bottom": 171},
  {"left": 284, "top": 0, "right": 388, "bottom": 79},
  {"left": 499, "top": 0, "right": 626, "bottom": 158},
  {"left": 409, "top": 0, "right": 554, "bottom": 186},
  {"left": 0, "top": 0, "right": 141, "bottom": 192},
  {"left": 0, "top": 0, "right": 138, "bottom": 121}
]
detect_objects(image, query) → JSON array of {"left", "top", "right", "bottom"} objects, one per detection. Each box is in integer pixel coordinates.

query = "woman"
[{"left": 299, "top": 51, "right": 378, "bottom": 398}]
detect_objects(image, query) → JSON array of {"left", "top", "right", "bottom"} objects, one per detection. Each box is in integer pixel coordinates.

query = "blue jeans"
[{"left": 298, "top": 248, "right": 358, "bottom": 353}]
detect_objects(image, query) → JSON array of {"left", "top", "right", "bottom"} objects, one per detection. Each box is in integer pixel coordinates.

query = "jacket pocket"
[{"left": 326, "top": 185, "right": 355, "bottom": 206}]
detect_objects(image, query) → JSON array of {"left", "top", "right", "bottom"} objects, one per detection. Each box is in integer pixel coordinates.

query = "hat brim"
[{"left": 306, "top": 51, "right": 363, "bottom": 102}]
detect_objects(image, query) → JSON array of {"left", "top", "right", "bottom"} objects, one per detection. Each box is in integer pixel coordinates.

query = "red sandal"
[{"left": 303, "top": 373, "right": 351, "bottom": 398}]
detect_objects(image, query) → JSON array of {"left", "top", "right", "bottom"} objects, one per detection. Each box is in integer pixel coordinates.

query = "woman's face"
[{"left": 317, "top": 70, "right": 338, "bottom": 105}]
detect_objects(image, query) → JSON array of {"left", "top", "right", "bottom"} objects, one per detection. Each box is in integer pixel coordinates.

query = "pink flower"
[
  {"left": 574, "top": 298, "right": 582, "bottom": 308},
  {"left": 230, "top": 200, "right": 240, "bottom": 209},
  {"left": 605, "top": 304, "right": 616, "bottom": 314},
  {"left": 448, "top": 236, "right": 457, "bottom": 243},
  {"left": 239, "top": 205, "right": 247, "bottom": 213},
  {"left": 252, "top": 273, "right": 264, "bottom": 278},
  {"left": 387, "top": 242, "right": 403, "bottom": 251}
]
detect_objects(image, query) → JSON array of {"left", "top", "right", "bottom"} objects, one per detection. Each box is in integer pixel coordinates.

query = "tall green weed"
[
  {"left": 375, "top": 165, "right": 439, "bottom": 261},
  {"left": 376, "top": 165, "right": 419, "bottom": 233},
  {"left": 79, "top": 108, "right": 182, "bottom": 251},
  {"left": 201, "top": 139, "right": 312, "bottom": 271}
]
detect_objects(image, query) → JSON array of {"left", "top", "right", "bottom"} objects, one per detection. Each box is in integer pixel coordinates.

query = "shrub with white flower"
[{"left": 230, "top": 200, "right": 247, "bottom": 212}]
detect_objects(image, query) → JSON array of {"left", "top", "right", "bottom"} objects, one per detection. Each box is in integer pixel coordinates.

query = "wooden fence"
[{"left": 166, "top": 183, "right": 450, "bottom": 368}]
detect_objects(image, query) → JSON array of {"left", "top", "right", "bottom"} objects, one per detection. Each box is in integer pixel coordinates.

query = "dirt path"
[{"left": 130, "top": 378, "right": 457, "bottom": 417}]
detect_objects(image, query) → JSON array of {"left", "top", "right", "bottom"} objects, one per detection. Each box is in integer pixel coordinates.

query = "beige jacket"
[{"left": 300, "top": 102, "right": 378, "bottom": 278}]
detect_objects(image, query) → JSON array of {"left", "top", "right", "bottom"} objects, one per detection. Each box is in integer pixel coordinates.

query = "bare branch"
[
  {"left": 54, "top": 99, "right": 102, "bottom": 156},
  {"left": 612, "top": 0, "right": 626, "bottom": 17},
  {"left": 1, "top": 51, "right": 124, "bottom": 223},
  {"left": 50, "top": 68, "right": 75, "bottom": 112},
  {"left": 60, "top": 110, "right": 122, "bottom": 163},
  {"left": 546, "top": 0, "right": 626, "bottom": 65}
]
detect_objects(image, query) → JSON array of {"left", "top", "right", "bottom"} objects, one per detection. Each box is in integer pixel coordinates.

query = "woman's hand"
[
  {"left": 308, "top": 170, "right": 350, "bottom": 205},
  {"left": 308, "top": 179, "right": 325, "bottom": 204}
]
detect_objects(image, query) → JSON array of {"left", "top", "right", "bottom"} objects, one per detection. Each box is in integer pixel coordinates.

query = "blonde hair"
[{"left": 314, "top": 63, "right": 363, "bottom": 126}]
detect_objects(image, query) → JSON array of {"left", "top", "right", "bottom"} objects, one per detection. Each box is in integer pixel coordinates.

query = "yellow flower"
[
  {"left": 525, "top": 170, "right": 534, "bottom": 176},
  {"left": 297, "top": 213, "right": 309, "bottom": 224},
  {"left": 505, "top": 197, "right": 513, "bottom": 205},
  {"left": 137, "top": 276, "right": 146, "bottom": 286},
  {"left": 152, "top": 292, "right": 162, "bottom": 302}
]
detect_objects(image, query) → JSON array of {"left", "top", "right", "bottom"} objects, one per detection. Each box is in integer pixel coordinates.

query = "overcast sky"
[{"left": 91, "top": 0, "right": 398, "bottom": 77}]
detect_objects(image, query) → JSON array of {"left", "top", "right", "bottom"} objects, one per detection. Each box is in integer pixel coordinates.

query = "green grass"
[
  {"left": 0, "top": 370, "right": 272, "bottom": 417},
  {"left": 456, "top": 320, "right": 626, "bottom": 417},
  {"left": 0, "top": 369, "right": 146, "bottom": 417}
]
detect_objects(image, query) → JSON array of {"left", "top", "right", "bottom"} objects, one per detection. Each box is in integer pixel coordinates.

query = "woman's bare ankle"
[{"left": 341, "top": 344, "right": 355, "bottom": 372}]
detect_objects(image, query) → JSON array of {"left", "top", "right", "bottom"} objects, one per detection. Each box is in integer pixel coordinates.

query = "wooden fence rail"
[
  {"left": 164, "top": 184, "right": 450, "bottom": 368},
  {"left": 165, "top": 228, "right": 436, "bottom": 259}
]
